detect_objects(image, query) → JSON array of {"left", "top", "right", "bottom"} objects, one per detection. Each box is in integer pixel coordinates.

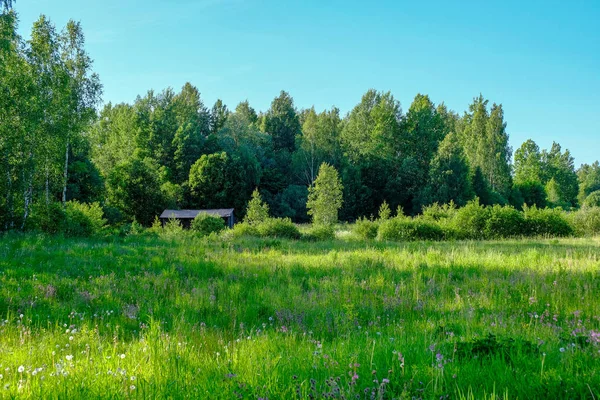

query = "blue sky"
[{"left": 17, "top": 0, "right": 600, "bottom": 166}]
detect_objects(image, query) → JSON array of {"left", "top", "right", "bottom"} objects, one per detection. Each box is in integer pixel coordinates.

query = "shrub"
[
  {"left": 450, "top": 199, "right": 490, "bottom": 239},
  {"left": 244, "top": 189, "right": 270, "bottom": 225},
  {"left": 257, "top": 218, "right": 301, "bottom": 240},
  {"left": 569, "top": 207, "right": 600, "bottom": 236},
  {"left": 378, "top": 201, "right": 391, "bottom": 221},
  {"left": 583, "top": 191, "right": 600, "bottom": 208},
  {"left": 353, "top": 217, "right": 379, "bottom": 240},
  {"left": 162, "top": 217, "right": 184, "bottom": 238},
  {"left": 64, "top": 201, "right": 106, "bottom": 237},
  {"left": 484, "top": 205, "right": 525, "bottom": 239},
  {"left": 230, "top": 222, "right": 259, "bottom": 238},
  {"left": 523, "top": 205, "right": 573, "bottom": 237},
  {"left": 421, "top": 202, "right": 457, "bottom": 222},
  {"left": 27, "top": 202, "right": 66, "bottom": 234},
  {"left": 303, "top": 224, "right": 336, "bottom": 241},
  {"left": 378, "top": 217, "right": 445, "bottom": 242},
  {"left": 191, "top": 212, "right": 226, "bottom": 237}
]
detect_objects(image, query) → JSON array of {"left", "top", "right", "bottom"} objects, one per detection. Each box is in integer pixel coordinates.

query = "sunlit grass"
[{"left": 0, "top": 234, "right": 599, "bottom": 398}]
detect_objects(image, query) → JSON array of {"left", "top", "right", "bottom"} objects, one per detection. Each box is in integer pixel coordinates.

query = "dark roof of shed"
[{"left": 160, "top": 209, "right": 234, "bottom": 219}]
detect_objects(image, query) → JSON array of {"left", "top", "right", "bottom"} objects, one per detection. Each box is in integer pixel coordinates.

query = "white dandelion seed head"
[
  {"left": 69, "top": 336, "right": 73, "bottom": 341},
  {"left": 130, "top": 385, "right": 136, "bottom": 390},
  {"left": 65, "top": 355, "right": 73, "bottom": 361},
  {"left": 17, "top": 366, "right": 24, "bottom": 373},
  {"left": 120, "top": 354, "right": 125, "bottom": 359}
]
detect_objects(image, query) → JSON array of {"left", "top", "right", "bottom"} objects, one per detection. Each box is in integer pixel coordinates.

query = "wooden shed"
[{"left": 159, "top": 209, "right": 235, "bottom": 229}]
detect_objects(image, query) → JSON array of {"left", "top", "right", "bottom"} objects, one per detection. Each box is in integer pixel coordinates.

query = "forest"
[{"left": 2, "top": 8, "right": 600, "bottom": 232}]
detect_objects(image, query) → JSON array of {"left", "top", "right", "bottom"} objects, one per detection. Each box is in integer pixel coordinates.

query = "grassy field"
[{"left": 0, "top": 234, "right": 599, "bottom": 399}]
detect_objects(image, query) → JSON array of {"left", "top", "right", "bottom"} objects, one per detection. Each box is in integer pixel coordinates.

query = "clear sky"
[{"left": 17, "top": 0, "right": 600, "bottom": 166}]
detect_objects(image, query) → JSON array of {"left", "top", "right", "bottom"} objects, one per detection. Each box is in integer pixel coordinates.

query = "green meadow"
[{"left": 1, "top": 233, "right": 599, "bottom": 399}]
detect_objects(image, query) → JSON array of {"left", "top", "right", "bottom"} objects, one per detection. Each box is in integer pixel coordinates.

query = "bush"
[
  {"left": 378, "top": 217, "right": 445, "bottom": 242},
  {"left": 161, "top": 217, "right": 185, "bottom": 238},
  {"left": 450, "top": 199, "right": 490, "bottom": 239},
  {"left": 353, "top": 217, "right": 379, "bottom": 240},
  {"left": 583, "top": 191, "right": 600, "bottom": 208},
  {"left": 64, "top": 201, "right": 106, "bottom": 237},
  {"left": 303, "top": 224, "right": 336, "bottom": 241},
  {"left": 421, "top": 202, "right": 457, "bottom": 222},
  {"left": 523, "top": 205, "right": 573, "bottom": 237},
  {"left": 230, "top": 222, "right": 259, "bottom": 238},
  {"left": 27, "top": 202, "right": 66, "bottom": 234},
  {"left": 191, "top": 213, "right": 226, "bottom": 237},
  {"left": 257, "top": 218, "right": 301, "bottom": 239},
  {"left": 569, "top": 207, "right": 600, "bottom": 236},
  {"left": 484, "top": 205, "right": 525, "bottom": 239}
]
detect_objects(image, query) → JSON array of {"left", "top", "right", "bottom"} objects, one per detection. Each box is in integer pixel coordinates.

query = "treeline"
[{"left": 2, "top": 10, "right": 600, "bottom": 232}]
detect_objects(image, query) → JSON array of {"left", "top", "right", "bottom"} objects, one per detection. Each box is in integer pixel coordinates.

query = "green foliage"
[
  {"left": 106, "top": 157, "right": 165, "bottom": 226},
  {"left": 582, "top": 190, "right": 600, "bottom": 208},
  {"left": 230, "top": 221, "right": 259, "bottom": 238},
  {"left": 421, "top": 202, "right": 457, "bottom": 221},
  {"left": 352, "top": 217, "right": 379, "bottom": 240},
  {"left": 522, "top": 205, "right": 573, "bottom": 237},
  {"left": 191, "top": 212, "right": 226, "bottom": 237},
  {"left": 307, "top": 163, "right": 343, "bottom": 226},
  {"left": 303, "top": 224, "right": 336, "bottom": 241},
  {"left": 263, "top": 91, "right": 301, "bottom": 152},
  {"left": 63, "top": 201, "right": 106, "bottom": 237},
  {"left": 378, "top": 201, "right": 391, "bottom": 220},
  {"left": 450, "top": 199, "right": 490, "bottom": 239},
  {"left": 256, "top": 217, "right": 301, "bottom": 239},
  {"left": 484, "top": 205, "right": 525, "bottom": 239},
  {"left": 26, "top": 201, "right": 66, "bottom": 234},
  {"left": 514, "top": 180, "right": 547, "bottom": 208},
  {"left": 161, "top": 217, "right": 185, "bottom": 238},
  {"left": 378, "top": 216, "right": 445, "bottom": 241},
  {"left": 244, "top": 189, "right": 270, "bottom": 225},
  {"left": 569, "top": 206, "right": 600, "bottom": 236},
  {"left": 423, "top": 132, "right": 474, "bottom": 207}
]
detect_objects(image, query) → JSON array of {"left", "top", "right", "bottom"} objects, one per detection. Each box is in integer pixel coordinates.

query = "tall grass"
[{"left": 0, "top": 233, "right": 599, "bottom": 398}]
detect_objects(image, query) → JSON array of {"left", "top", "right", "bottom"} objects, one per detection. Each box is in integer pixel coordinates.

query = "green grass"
[{"left": 0, "top": 233, "right": 599, "bottom": 399}]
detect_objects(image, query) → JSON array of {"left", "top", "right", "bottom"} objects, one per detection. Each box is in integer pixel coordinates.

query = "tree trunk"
[
  {"left": 5, "top": 167, "right": 13, "bottom": 230},
  {"left": 21, "top": 171, "right": 32, "bottom": 230},
  {"left": 62, "top": 140, "right": 69, "bottom": 206}
]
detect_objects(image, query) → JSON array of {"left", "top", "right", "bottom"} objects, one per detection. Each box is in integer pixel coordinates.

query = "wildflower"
[
  {"left": 130, "top": 385, "right": 136, "bottom": 391},
  {"left": 120, "top": 354, "right": 125, "bottom": 359},
  {"left": 19, "top": 314, "right": 23, "bottom": 319},
  {"left": 69, "top": 336, "right": 74, "bottom": 341},
  {"left": 429, "top": 344, "right": 435, "bottom": 352},
  {"left": 17, "top": 366, "right": 24, "bottom": 373},
  {"left": 65, "top": 355, "right": 73, "bottom": 361},
  {"left": 382, "top": 378, "right": 390, "bottom": 384},
  {"left": 560, "top": 347, "right": 565, "bottom": 352},
  {"left": 130, "top": 376, "right": 136, "bottom": 381}
]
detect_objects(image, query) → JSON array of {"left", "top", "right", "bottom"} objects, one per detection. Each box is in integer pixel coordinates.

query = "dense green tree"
[
  {"left": 459, "top": 96, "right": 512, "bottom": 197},
  {"left": 171, "top": 83, "right": 209, "bottom": 183},
  {"left": 210, "top": 99, "right": 229, "bottom": 133},
  {"left": 514, "top": 139, "right": 543, "bottom": 184},
  {"left": 235, "top": 100, "right": 258, "bottom": 125},
  {"left": 541, "top": 142, "right": 578, "bottom": 207},
  {"left": 263, "top": 91, "right": 301, "bottom": 152},
  {"left": 188, "top": 152, "right": 230, "bottom": 208},
  {"left": 293, "top": 106, "right": 342, "bottom": 186},
  {"left": 423, "top": 133, "right": 473, "bottom": 207},
  {"left": 307, "top": 163, "right": 343, "bottom": 226},
  {"left": 578, "top": 161, "right": 600, "bottom": 204},
  {"left": 106, "top": 156, "right": 165, "bottom": 225}
]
